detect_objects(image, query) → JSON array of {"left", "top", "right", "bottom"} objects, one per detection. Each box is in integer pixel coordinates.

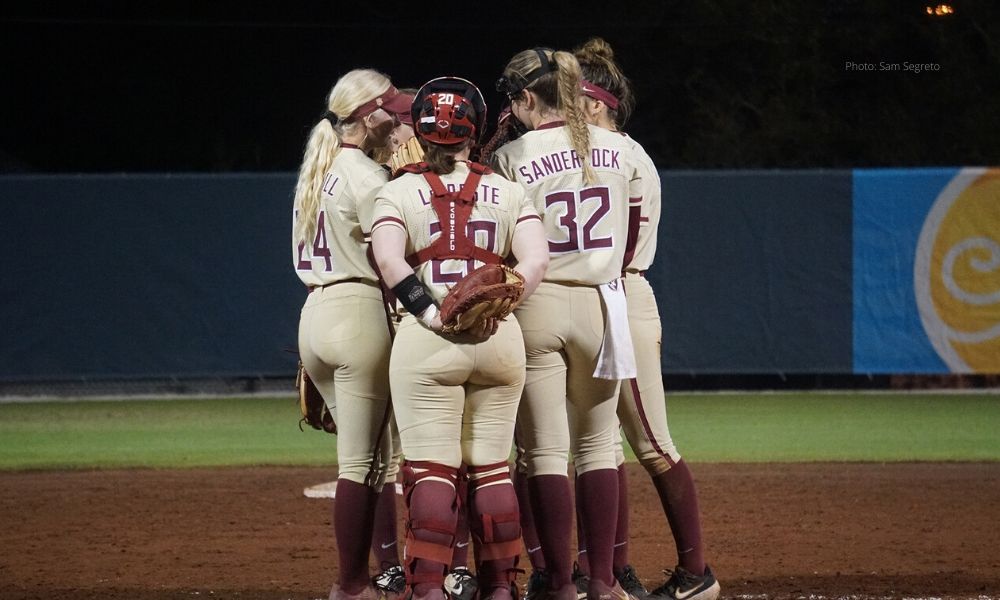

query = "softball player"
[
  {"left": 371, "top": 93, "right": 417, "bottom": 599},
  {"left": 374, "top": 92, "right": 479, "bottom": 599},
  {"left": 372, "top": 92, "right": 481, "bottom": 600},
  {"left": 492, "top": 47, "right": 642, "bottom": 600},
  {"left": 372, "top": 89, "right": 417, "bottom": 167},
  {"left": 293, "top": 68, "right": 410, "bottom": 600},
  {"left": 572, "top": 38, "right": 719, "bottom": 600},
  {"left": 371, "top": 77, "right": 548, "bottom": 600}
]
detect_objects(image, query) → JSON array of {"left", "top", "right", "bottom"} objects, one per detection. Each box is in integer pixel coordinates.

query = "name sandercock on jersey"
[{"left": 516, "top": 147, "right": 621, "bottom": 185}]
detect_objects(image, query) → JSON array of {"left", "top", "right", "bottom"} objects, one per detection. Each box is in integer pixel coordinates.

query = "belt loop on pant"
[
  {"left": 307, "top": 277, "right": 367, "bottom": 293},
  {"left": 620, "top": 270, "right": 646, "bottom": 279}
]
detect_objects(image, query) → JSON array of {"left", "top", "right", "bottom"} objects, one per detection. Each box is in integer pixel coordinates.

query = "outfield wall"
[{"left": 1, "top": 168, "right": 997, "bottom": 381}]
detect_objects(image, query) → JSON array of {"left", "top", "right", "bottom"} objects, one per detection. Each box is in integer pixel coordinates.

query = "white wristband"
[{"left": 418, "top": 304, "right": 439, "bottom": 327}]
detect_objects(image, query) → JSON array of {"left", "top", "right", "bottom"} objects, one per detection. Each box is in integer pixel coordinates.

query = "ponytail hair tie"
[{"left": 322, "top": 111, "right": 339, "bottom": 127}]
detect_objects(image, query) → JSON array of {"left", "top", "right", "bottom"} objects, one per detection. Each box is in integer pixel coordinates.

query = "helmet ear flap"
[{"left": 416, "top": 99, "right": 434, "bottom": 135}]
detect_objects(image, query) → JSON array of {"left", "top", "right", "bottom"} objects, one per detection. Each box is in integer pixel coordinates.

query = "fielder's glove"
[
  {"left": 388, "top": 136, "right": 425, "bottom": 175},
  {"left": 439, "top": 264, "right": 525, "bottom": 335},
  {"left": 296, "top": 361, "right": 336, "bottom": 434}
]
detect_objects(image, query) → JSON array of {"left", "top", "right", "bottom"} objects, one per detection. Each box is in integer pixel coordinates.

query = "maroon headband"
[
  {"left": 581, "top": 80, "right": 620, "bottom": 110},
  {"left": 347, "top": 85, "right": 409, "bottom": 120}
]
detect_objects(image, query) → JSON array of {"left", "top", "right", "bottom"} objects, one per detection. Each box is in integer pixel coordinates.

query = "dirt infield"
[{"left": 1, "top": 463, "right": 997, "bottom": 600}]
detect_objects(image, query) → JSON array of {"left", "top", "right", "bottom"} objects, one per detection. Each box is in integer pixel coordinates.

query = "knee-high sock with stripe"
[
  {"left": 513, "top": 467, "right": 546, "bottom": 571},
  {"left": 335, "top": 479, "right": 379, "bottom": 593},
  {"left": 652, "top": 459, "right": 705, "bottom": 576},
  {"left": 371, "top": 483, "right": 400, "bottom": 568},
  {"left": 528, "top": 474, "right": 573, "bottom": 588},
  {"left": 575, "top": 468, "right": 618, "bottom": 587},
  {"left": 451, "top": 465, "right": 471, "bottom": 569},
  {"left": 612, "top": 464, "right": 630, "bottom": 576}
]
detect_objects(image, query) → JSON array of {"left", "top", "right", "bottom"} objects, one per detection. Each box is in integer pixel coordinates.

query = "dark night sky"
[{"left": 2, "top": 1, "right": 997, "bottom": 172}]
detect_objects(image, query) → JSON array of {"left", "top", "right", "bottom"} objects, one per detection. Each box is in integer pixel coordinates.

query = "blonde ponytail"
[
  {"left": 552, "top": 51, "right": 595, "bottom": 184},
  {"left": 293, "top": 68, "right": 393, "bottom": 245},
  {"left": 294, "top": 119, "right": 341, "bottom": 245}
]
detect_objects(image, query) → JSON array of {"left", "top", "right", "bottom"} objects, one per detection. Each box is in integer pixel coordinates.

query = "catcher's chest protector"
[{"left": 404, "top": 162, "right": 504, "bottom": 268}]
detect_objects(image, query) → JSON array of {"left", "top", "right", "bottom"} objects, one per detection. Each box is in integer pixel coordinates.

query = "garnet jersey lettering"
[
  {"left": 621, "top": 134, "right": 661, "bottom": 272},
  {"left": 292, "top": 147, "right": 389, "bottom": 287},
  {"left": 493, "top": 124, "right": 641, "bottom": 285},
  {"left": 372, "top": 161, "right": 539, "bottom": 304}
]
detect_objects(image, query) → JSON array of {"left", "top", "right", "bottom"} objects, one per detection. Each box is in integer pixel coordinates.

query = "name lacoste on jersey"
[
  {"left": 416, "top": 182, "right": 504, "bottom": 206},
  {"left": 517, "top": 147, "right": 621, "bottom": 185}
]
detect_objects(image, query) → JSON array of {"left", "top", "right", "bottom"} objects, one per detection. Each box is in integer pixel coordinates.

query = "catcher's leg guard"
[
  {"left": 468, "top": 462, "right": 522, "bottom": 597},
  {"left": 402, "top": 460, "right": 460, "bottom": 596}
]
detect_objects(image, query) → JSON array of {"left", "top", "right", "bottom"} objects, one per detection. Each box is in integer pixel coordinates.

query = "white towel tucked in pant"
[{"left": 593, "top": 279, "right": 637, "bottom": 380}]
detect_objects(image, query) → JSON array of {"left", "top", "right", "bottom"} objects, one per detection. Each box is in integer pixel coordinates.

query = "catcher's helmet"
[{"left": 411, "top": 77, "right": 487, "bottom": 145}]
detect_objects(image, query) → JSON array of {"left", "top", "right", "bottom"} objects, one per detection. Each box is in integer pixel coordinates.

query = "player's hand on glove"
[
  {"left": 427, "top": 312, "right": 498, "bottom": 343},
  {"left": 424, "top": 311, "right": 444, "bottom": 333},
  {"left": 438, "top": 264, "right": 525, "bottom": 339},
  {"left": 469, "top": 316, "right": 500, "bottom": 341}
]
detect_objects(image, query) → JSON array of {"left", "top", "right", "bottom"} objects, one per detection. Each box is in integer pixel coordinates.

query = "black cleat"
[{"left": 615, "top": 565, "right": 648, "bottom": 600}]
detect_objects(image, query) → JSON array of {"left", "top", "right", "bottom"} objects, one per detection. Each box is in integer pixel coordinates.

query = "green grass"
[
  {"left": 0, "top": 397, "right": 338, "bottom": 469},
  {"left": 663, "top": 393, "right": 1000, "bottom": 462},
  {"left": 0, "top": 392, "right": 997, "bottom": 470}
]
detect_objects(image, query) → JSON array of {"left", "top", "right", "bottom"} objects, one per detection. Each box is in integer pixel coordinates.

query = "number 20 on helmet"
[{"left": 411, "top": 77, "right": 487, "bottom": 146}]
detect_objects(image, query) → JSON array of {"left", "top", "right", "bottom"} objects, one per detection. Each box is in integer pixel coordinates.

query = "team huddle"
[{"left": 292, "top": 39, "right": 720, "bottom": 600}]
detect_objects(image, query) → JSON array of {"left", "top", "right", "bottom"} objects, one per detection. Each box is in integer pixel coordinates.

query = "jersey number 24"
[{"left": 296, "top": 210, "right": 335, "bottom": 272}]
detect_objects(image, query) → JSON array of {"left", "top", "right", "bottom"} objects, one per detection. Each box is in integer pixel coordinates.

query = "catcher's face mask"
[{"left": 412, "top": 77, "right": 487, "bottom": 146}]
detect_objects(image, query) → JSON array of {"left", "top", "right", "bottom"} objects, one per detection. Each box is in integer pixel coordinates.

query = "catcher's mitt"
[
  {"left": 388, "top": 135, "right": 425, "bottom": 175},
  {"left": 440, "top": 264, "right": 525, "bottom": 334},
  {"left": 296, "top": 361, "right": 336, "bottom": 434}
]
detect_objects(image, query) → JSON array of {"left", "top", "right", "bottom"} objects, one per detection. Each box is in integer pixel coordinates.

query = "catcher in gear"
[
  {"left": 370, "top": 76, "right": 548, "bottom": 600},
  {"left": 292, "top": 68, "right": 409, "bottom": 600}
]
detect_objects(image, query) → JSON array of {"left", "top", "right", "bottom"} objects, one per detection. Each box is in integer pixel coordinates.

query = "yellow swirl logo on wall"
[{"left": 914, "top": 168, "right": 1000, "bottom": 373}]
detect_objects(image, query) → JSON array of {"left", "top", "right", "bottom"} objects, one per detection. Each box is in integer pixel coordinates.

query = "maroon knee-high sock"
[
  {"left": 452, "top": 468, "right": 471, "bottom": 569},
  {"left": 335, "top": 479, "right": 379, "bottom": 593},
  {"left": 407, "top": 480, "right": 459, "bottom": 595},
  {"left": 612, "top": 464, "right": 629, "bottom": 576},
  {"left": 371, "top": 483, "right": 401, "bottom": 568},
  {"left": 528, "top": 474, "right": 573, "bottom": 587},
  {"left": 652, "top": 460, "right": 705, "bottom": 576},
  {"left": 573, "top": 471, "right": 590, "bottom": 577},
  {"left": 575, "top": 469, "right": 618, "bottom": 587},
  {"left": 514, "top": 468, "right": 546, "bottom": 571},
  {"left": 470, "top": 482, "right": 521, "bottom": 591}
]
